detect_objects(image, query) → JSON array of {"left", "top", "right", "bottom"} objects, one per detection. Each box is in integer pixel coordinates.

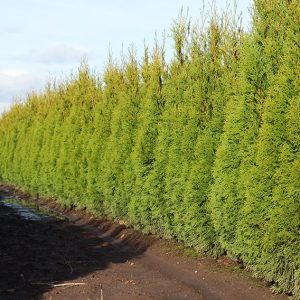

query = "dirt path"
[{"left": 0, "top": 186, "right": 289, "bottom": 300}]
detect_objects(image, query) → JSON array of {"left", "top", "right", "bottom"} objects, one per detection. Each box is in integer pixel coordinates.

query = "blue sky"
[{"left": 0, "top": 0, "right": 252, "bottom": 113}]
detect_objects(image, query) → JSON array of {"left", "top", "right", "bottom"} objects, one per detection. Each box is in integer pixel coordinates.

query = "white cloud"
[
  {"left": 0, "top": 101, "right": 13, "bottom": 114},
  {"left": 0, "top": 68, "right": 27, "bottom": 77},
  {"left": 13, "top": 44, "right": 94, "bottom": 66},
  {"left": 0, "top": 68, "right": 49, "bottom": 106},
  {"left": 0, "top": 25, "right": 22, "bottom": 34},
  {"left": 31, "top": 44, "right": 93, "bottom": 65}
]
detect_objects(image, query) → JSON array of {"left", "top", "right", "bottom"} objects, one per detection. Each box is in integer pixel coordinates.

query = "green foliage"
[
  {"left": 127, "top": 45, "right": 166, "bottom": 229},
  {"left": 1, "top": 2, "right": 300, "bottom": 298}
]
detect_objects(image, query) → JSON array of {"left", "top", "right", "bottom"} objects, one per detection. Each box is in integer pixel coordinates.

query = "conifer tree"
[
  {"left": 181, "top": 12, "right": 241, "bottom": 254},
  {"left": 100, "top": 50, "right": 140, "bottom": 218},
  {"left": 209, "top": 32, "right": 266, "bottom": 255},
  {"left": 237, "top": 2, "right": 300, "bottom": 296},
  {"left": 86, "top": 58, "right": 122, "bottom": 212},
  {"left": 235, "top": 0, "right": 293, "bottom": 272},
  {"left": 55, "top": 64, "right": 97, "bottom": 207},
  {"left": 38, "top": 87, "right": 62, "bottom": 196},
  {"left": 127, "top": 44, "right": 166, "bottom": 229}
]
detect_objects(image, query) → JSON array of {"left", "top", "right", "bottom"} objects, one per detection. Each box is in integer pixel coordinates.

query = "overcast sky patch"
[
  {"left": 35, "top": 44, "right": 93, "bottom": 64},
  {"left": 0, "top": 68, "right": 49, "bottom": 105}
]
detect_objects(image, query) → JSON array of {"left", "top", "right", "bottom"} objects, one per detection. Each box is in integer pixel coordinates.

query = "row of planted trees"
[{"left": 0, "top": 0, "right": 299, "bottom": 298}]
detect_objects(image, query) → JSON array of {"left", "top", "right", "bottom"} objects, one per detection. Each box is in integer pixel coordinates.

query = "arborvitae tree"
[
  {"left": 55, "top": 64, "right": 97, "bottom": 207},
  {"left": 161, "top": 16, "right": 192, "bottom": 237},
  {"left": 46, "top": 90, "right": 67, "bottom": 199},
  {"left": 74, "top": 69, "right": 99, "bottom": 207},
  {"left": 209, "top": 26, "right": 267, "bottom": 255},
  {"left": 137, "top": 13, "right": 193, "bottom": 237},
  {"left": 101, "top": 50, "right": 140, "bottom": 218},
  {"left": 239, "top": 2, "right": 300, "bottom": 296},
  {"left": 54, "top": 76, "right": 81, "bottom": 205},
  {"left": 8, "top": 109, "right": 28, "bottom": 186},
  {"left": 262, "top": 100, "right": 300, "bottom": 297},
  {"left": 64, "top": 74, "right": 90, "bottom": 206},
  {"left": 12, "top": 95, "right": 43, "bottom": 190},
  {"left": 181, "top": 15, "right": 240, "bottom": 255},
  {"left": 115, "top": 50, "right": 143, "bottom": 217},
  {"left": 38, "top": 87, "right": 62, "bottom": 196},
  {"left": 0, "top": 104, "right": 23, "bottom": 182},
  {"left": 269, "top": 14, "right": 300, "bottom": 293},
  {"left": 78, "top": 76, "right": 101, "bottom": 209},
  {"left": 86, "top": 58, "right": 122, "bottom": 212},
  {"left": 127, "top": 44, "right": 166, "bottom": 229},
  {"left": 235, "top": 0, "right": 292, "bottom": 273},
  {"left": 28, "top": 101, "right": 49, "bottom": 193}
]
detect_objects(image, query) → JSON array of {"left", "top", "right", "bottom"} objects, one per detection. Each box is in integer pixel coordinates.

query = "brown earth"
[{"left": 0, "top": 184, "right": 290, "bottom": 300}]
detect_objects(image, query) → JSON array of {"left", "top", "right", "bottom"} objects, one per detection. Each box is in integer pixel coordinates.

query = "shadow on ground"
[{"left": 0, "top": 190, "right": 148, "bottom": 300}]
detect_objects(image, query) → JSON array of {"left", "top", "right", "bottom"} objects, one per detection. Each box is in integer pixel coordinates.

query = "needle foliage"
[{"left": 0, "top": 1, "right": 299, "bottom": 297}]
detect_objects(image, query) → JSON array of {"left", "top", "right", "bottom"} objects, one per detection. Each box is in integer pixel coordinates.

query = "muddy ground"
[{"left": 0, "top": 185, "right": 289, "bottom": 300}]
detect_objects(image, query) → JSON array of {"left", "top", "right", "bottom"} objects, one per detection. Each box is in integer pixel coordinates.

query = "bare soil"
[{"left": 0, "top": 184, "right": 289, "bottom": 300}]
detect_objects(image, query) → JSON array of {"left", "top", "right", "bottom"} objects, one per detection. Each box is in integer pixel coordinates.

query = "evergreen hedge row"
[{"left": 0, "top": 1, "right": 299, "bottom": 297}]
